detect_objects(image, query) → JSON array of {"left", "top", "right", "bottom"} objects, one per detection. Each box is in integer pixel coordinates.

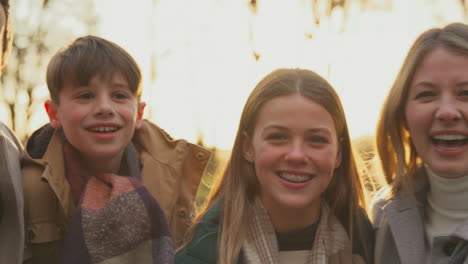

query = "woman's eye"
[
  {"left": 414, "top": 91, "right": 435, "bottom": 99},
  {"left": 266, "top": 133, "right": 286, "bottom": 141},
  {"left": 308, "top": 136, "right": 328, "bottom": 143}
]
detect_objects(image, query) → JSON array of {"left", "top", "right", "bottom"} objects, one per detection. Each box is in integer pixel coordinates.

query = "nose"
[
  {"left": 285, "top": 141, "right": 307, "bottom": 164},
  {"left": 435, "top": 98, "right": 461, "bottom": 122},
  {"left": 94, "top": 95, "right": 115, "bottom": 118}
]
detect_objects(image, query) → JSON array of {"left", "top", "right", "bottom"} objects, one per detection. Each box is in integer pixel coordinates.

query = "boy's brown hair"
[{"left": 46, "top": 35, "right": 142, "bottom": 103}]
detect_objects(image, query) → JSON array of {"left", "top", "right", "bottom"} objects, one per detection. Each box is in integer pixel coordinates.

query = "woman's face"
[
  {"left": 243, "top": 93, "right": 341, "bottom": 231},
  {"left": 405, "top": 47, "right": 468, "bottom": 178}
]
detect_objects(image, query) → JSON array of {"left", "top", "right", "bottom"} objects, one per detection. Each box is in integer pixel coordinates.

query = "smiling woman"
[{"left": 371, "top": 22, "right": 468, "bottom": 264}]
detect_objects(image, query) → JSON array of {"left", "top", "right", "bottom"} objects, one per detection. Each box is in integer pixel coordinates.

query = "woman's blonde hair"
[
  {"left": 183, "top": 68, "right": 369, "bottom": 263},
  {"left": 376, "top": 22, "right": 468, "bottom": 194}
]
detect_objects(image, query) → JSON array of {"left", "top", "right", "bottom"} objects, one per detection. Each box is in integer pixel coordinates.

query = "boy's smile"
[{"left": 46, "top": 72, "right": 145, "bottom": 174}]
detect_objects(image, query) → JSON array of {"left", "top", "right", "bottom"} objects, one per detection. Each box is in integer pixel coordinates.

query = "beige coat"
[{"left": 22, "top": 120, "right": 211, "bottom": 263}]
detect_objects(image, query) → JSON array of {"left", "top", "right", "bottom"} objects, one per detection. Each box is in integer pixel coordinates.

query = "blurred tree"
[{"left": 0, "top": 0, "right": 98, "bottom": 142}]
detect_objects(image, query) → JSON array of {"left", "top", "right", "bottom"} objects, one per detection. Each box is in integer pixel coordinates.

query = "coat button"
[
  {"left": 196, "top": 152, "right": 205, "bottom": 160},
  {"left": 27, "top": 229, "right": 36, "bottom": 240},
  {"left": 178, "top": 208, "right": 188, "bottom": 217},
  {"left": 443, "top": 239, "right": 458, "bottom": 256}
]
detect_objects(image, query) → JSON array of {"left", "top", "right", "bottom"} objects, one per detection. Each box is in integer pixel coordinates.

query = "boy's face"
[{"left": 46, "top": 72, "right": 145, "bottom": 173}]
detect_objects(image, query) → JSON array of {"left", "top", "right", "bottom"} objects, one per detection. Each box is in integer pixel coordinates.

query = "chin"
[{"left": 280, "top": 197, "right": 320, "bottom": 210}]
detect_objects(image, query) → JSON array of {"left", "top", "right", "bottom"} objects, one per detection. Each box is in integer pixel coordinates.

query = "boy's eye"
[
  {"left": 459, "top": 90, "right": 468, "bottom": 97},
  {"left": 77, "top": 93, "right": 93, "bottom": 100},
  {"left": 113, "top": 92, "right": 129, "bottom": 99}
]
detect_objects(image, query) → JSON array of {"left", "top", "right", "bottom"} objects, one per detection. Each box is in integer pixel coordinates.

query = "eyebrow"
[
  {"left": 412, "top": 81, "right": 468, "bottom": 89},
  {"left": 411, "top": 81, "right": 437, "bottom": 89},
  {"left": 111, "top": 83, "right": 130, "bottom": 88},
  {"left": 263, "top": 124, "right": 332, "bottom": 134}
]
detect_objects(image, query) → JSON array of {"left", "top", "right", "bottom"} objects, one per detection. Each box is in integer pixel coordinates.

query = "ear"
[
  {"left": 242, "top": 132, "right": 255, "bottom": 163},
  {"left": 334, "top": 143, "right": 342, "bottom": 169},
  {"left": 45, "top": 99, "right": 61, "bottom": 129},
  {"left": 135, "top": 102, "right": 146, "bottom": 129}
]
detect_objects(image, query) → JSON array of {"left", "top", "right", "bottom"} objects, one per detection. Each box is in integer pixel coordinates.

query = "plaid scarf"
[
  {"left": 242, "top": 199, "right": 361, "bottom": 264},
  {"left": 59, "top": 141, "right": 174, "bottom": 264}
]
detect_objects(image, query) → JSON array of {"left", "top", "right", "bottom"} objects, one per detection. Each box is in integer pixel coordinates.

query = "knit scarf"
[
  {"left": 242, "top": 199, "right": 353, "bottom": 264},
  {"left": 58, "top": 141, "right": 174, "bottom": 264}
]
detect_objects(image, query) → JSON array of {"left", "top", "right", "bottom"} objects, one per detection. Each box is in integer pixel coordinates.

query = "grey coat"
[
  {"left": 0, "top": 122, "right": 24, "bottom": 264},
  {"left": 372, "top": 170, "right": 468, "bottom": 264}
]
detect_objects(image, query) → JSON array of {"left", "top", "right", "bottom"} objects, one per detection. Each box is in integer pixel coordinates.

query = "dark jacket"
[
  {"left": 175, "top": 202, "right": 375, "bottom": 264},
  {"left": 0, "top": 122, "right": 24, "bottom": 264}
]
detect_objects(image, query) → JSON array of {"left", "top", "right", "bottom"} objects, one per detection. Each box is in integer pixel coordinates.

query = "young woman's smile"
[{"left": 243, "top": 93, "right": 341, "bottom": 229}]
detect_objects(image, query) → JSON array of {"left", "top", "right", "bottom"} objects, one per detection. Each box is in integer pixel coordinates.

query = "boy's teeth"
[
  {"left": 433, "top": 134, "right": 467, "bottom": 140},
  {"left": 90, "top": 126, "right": 117, "bottom": 132},
  {"left": 279, "top": 173, "right": 312, "bottom": 183}
]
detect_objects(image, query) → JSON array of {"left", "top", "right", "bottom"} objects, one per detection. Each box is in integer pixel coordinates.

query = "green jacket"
[
  {"left": 175, "top": 202, "right": 225, "bottom": 264},
  {"left": 175, "top": 202, "right": 374, "bottom": 264}
]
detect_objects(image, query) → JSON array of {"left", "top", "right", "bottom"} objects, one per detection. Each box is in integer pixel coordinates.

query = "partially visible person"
[
  {"left": 0, "top": 0, "right": 23, "bottom": 263},
  {"left": 176, "top": 68, "right": 374, "bottom": 264},
  {"left": 372, "top": 22, "right": 468, "bottom": 263},
  {"left": 22, "top": 35, "right": 210, "bottom": 264}
]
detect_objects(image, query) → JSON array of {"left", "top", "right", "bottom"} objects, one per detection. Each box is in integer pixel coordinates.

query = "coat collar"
[
  {"left": 23, "top": 127, "right": 76, "bottom": 220},
  {"left": 384, "top": 194, "right": 427, "bottom": 263},
  {"left": 383, "top": 170, "right": 430, "bottom": 263}
]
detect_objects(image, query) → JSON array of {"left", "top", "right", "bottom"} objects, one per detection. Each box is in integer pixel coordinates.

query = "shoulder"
[
  {"left": 370, "top": 186, "right": 394, "bottom": 228},
  {"left": 176, "top": 203, "right": 223, "bottom": 263},
  {"left": 0, "top": 122, "right": 22, "bottom": 150},
  {"left": 0, "top": 122, "right": 22, "bottom": 178},
  {"left": 351, "top": 206, "right": 375, "bottom": 264},
  {"left": 134, "top": 120, "right": 211, "bottom": 165}
]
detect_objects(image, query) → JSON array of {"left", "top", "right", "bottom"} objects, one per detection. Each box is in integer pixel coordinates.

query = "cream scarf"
[{"left": 242, "top": 199, "right": 354, "bottom": 264}]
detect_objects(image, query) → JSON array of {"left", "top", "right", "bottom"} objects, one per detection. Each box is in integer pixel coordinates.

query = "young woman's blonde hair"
[
  {"left": 182, "top": 68, "right": 370, "bottom": 263},
  {"left": 376, "top": 22, "right": 468, "bottom": 195}
]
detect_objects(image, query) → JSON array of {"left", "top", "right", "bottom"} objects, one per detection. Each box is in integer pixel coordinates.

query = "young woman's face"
[
  {"left": 243, "top": 93, "right": 341, "bottom": 229},
  {"left": 406, "top": 47, "right": 468, "bottom": 178}
]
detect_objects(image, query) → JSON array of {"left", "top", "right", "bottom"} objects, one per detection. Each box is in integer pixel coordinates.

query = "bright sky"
[{"left": 22, "top": 0, "right": 467, "bottom": 149}]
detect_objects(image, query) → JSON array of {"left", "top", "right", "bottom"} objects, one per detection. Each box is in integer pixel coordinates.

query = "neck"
[
  {"left": 80, "top": 152, "right": 123, "bottom": 175},
  {"left": 426, "top": 166, "right": 468, "bottom": 212},
  {"left": 261, "top": 197, "right": 321, "bottom": 233}
]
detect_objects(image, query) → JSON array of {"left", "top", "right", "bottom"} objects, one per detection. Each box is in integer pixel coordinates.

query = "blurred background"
[{"left": 1, "top": 0, "right": 467, "bottom": 204}]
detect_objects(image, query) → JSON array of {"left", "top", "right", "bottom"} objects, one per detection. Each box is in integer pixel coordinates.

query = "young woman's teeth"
[
  {"left": 90, "top": 126, "right": 117, "bottom": 133},
  {"left": 279, "top": 173, "right": 312, "bottom": 183}
]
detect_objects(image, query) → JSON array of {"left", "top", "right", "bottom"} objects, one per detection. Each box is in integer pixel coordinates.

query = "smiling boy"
[{"left": 22, "top": 36, "right": 210, "bottom": 263}]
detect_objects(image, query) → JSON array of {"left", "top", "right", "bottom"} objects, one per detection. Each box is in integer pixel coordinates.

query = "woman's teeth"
[
  {"left": 279, "top": 173, "right": 312, "bottom": 183},
  {"left": 432, "top": 134, "right": 468, "bottom": 149}
]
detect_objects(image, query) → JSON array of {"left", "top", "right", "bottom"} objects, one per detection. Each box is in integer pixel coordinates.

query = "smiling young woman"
[{"left": 176, "top": 68, "right": 374, "bottom": 264}]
